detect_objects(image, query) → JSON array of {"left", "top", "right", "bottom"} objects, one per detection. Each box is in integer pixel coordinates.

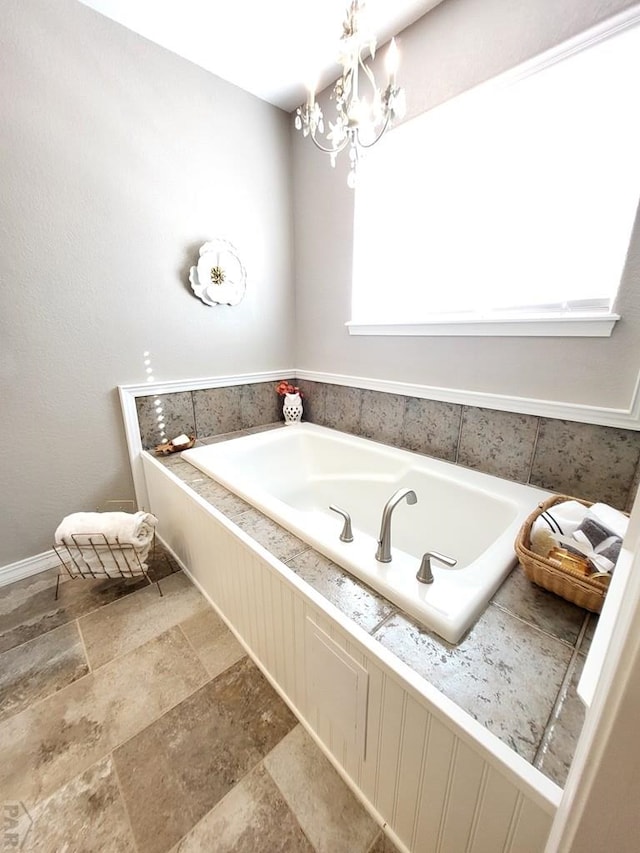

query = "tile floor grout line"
[
  {"left": 35, "top": 676, "right": 222, "bottom": 824},
  {"left": 0, "top": 615, "right": 81, "bottom": 661},
  {"left": 0, "top": 572, "right": 147, "bottom": 660},
  {"left": 88, "top": 609, "right": 206, "bottom": 673},
  {"left": 76, "top": 569, "right": 168, "bottom": 622},
  {"left": 74, "top": 617, "right": 93, "bottom": 674},
  {"left": 176, "top": 620, "right": 206, "bottom": 668},
  {"left": 261, "top": 745, "right": 322, "bottom": 853},
  {"left": 4, "top": 735, "right": 139, "bottom": 828},
  {"left": 365, "top": 830, "right": 385, "bottom": 853},
  {"left": 110, "top": 750, "right": 142, "bottom": 853},
  {"left": 107, "top": 662, "right": 218, "bottom": 760},
  {"left": 0, "top": 657, "right": 97, "bottom": 729},
  {"left": 165, "top": 756, "right": 316, "bottom": 853},
  {"left": 175, "top": 621, "right": 247, "bottom": 682},
  {"left": 64, "top": 574, "right": 158, "bottom": 629},
  {"left": 0, "top": 622, "right": 208, "bottom": 734}
]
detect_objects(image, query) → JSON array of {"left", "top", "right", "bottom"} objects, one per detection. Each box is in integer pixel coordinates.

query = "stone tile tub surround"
[
  {"left": 136, "top": 377, "right": 640, "bottom": 511},
  {"left": 157, "top": 445, "right": 592, "bottom": 790},
  {"left": 295, "top": 379, "right": 640, "bottom": 511},
  {"left": 135, "top": 379, "right": 293, "bottom": 449}
]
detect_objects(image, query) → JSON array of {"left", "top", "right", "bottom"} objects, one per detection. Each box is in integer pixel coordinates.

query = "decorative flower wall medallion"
[{"left": 189, "top": 239, "right": 246, "bottom": 306}]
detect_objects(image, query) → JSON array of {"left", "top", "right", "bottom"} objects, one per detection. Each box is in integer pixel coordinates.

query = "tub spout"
[{"left": 375, "top": 488, "right": 417, "bottom": 563}]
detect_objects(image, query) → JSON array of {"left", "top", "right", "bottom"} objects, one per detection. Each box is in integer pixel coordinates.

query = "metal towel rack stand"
[{"left": 52, "top": 533, "right": 165, "bottom": 599}]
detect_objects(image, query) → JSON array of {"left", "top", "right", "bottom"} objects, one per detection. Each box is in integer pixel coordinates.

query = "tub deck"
[
  {"left": 182, "top": 423, "right": 550, "bottom": 643},
  {"left": 155, "top": 425, "right": 591, "bottom": 790}
]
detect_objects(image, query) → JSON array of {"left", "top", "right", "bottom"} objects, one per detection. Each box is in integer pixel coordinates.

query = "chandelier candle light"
[{"left": 295, "top": 0, "right": 406, "bottom": 187}]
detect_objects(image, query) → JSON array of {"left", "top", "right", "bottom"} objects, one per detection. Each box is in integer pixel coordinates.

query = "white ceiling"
[{"left": 78, "top": 0, "right": 442, "bottom": 112}]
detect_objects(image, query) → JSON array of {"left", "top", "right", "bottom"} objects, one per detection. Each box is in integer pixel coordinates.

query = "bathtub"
[{"left": 182, "top": 424, "right": 548, "bottom": 642}]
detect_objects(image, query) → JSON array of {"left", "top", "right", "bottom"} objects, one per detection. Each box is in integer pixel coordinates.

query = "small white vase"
[{"left": 283, "top": 392, "right": 303, "bottom": 425}]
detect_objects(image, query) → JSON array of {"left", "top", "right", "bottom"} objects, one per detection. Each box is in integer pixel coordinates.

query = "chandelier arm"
[
  {"left": 308, "top": 130, "right": 352, "bottom": 156},
  {"left": 358, "top": 52, "right": 378, "bottom": 97},
  {"left": 294, "top": 2, "right": 404, "bottom": 187},
  {"left": 357, "top": 114, "right": 391, "bottom": 149}
]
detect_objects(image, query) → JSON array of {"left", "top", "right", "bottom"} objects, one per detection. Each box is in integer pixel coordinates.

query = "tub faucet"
[{"left": 375, "top": 488, "right": 417, "bottom": 563}]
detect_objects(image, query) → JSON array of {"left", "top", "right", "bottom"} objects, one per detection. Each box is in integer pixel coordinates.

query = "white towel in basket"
[
  {"left": 55, "top": 511, "right": 158, "bottom": 547},
  {"left": 54, "top": 511, "right": 158, "bottom": 578}
]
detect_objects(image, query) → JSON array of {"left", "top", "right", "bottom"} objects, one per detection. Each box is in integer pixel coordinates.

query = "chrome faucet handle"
[
  {"left": 329, "top": 505, "right": 354, "bottom": 542},
  {"left": 417, "top": 550, "right": 457, "bottom": 584}
]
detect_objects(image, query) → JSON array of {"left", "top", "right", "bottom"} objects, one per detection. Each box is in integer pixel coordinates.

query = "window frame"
[{"left": 348, "top": 9, "right": 640, "bottom": 338}]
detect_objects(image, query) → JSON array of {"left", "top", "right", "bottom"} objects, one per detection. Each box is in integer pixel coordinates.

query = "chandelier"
[{"left": 295, "top": 0, "right": 406, "bottom": 188}]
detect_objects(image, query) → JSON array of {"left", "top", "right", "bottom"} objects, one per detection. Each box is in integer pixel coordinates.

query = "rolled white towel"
[
  {"left": 590, "top": 503, "right": 629, "bottom": 540},
  {"left": 55, "top": 511, "right": 158, "bottom": 548},
  {"left": 531, "top": 500, "right": 588, "bottom": 540}
]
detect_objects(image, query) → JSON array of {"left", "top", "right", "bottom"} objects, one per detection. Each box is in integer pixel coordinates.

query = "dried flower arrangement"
[{"left": 275, "top": 381, "right": 303, "bottom": 398}]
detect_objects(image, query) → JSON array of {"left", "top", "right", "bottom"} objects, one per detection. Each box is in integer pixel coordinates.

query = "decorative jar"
[{"left": 283, "top": 392, "right": 303, "bottom": 425}]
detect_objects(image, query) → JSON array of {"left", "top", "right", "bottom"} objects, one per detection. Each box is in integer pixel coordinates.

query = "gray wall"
[
  {"left": 0, "top": 0, "right": 294, "bottom": 564},
  {"left": 292, "top": 0, "right": 640, "bottom": 410},
  {"left": 4, "top": 0, "right": 640, "bottom": 567}
]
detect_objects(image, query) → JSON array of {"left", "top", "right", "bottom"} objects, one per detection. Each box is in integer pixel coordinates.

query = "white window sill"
[{"left": 346, "top": 313, "right": 620, "bottom": 338}]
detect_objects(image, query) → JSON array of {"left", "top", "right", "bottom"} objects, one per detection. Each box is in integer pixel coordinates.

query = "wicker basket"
[{"left": 514, "top": 494, "right": 614, "bottom": 612}]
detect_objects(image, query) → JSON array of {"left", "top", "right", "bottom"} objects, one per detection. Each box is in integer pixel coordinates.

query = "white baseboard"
[
  {"left": 0, "top": 549, "right": 59, "bottom": 588},
  {"left": 0, "top": 537, "right": 181, "bottom": 591}
]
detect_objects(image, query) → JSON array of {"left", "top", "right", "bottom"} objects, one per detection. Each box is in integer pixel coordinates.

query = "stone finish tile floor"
[{"left": 0, "top": 544, "right": 397, "bottom": 853}]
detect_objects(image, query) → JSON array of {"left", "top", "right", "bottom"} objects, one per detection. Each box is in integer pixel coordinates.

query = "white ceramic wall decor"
[{"left": 189, "top": 239, "right": 246, "bottom": 306}]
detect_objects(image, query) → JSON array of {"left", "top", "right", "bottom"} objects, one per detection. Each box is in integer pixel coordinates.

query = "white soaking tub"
[{"left": 182, "top": 423, "right": 548, "bottom": 643}]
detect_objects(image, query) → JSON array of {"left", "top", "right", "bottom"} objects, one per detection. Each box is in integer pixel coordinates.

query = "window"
[{"left": 349, "top": 17, "right": 640, "bottom": 336}]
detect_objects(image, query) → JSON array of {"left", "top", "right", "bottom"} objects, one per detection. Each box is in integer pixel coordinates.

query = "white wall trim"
[
  {"left": 346, "top": 314, "right": 619, "bottom": 338},
  {"left": 0, "top": 549, "right": 59, "bottom": 588},
  {"left": 503, "top": 3, "right": 640, "bottom": 86},
  {"left": 420, "top": 3, "right": 640, "bottom": 117},
  {"left": 295, "top": 368, "right": 640, "bottom": 431},
  {"left": 119, "top": 369, "right": 295, "bottom": 398}
]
